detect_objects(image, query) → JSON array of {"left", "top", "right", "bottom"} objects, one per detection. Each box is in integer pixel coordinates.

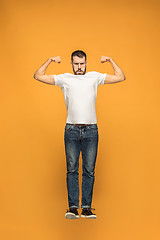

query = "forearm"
[
  {"left": 110, "top": 58, "right": 125, "bottom": 78},
  {"left": 34, "top": 58, "right": 52, "bottom": 77}
]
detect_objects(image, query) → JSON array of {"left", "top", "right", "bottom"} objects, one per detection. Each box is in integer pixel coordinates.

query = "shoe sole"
[
  {"left": 81, "top": 214, "right": 97, "bottom": 219},
  {"left": 65, "top": 213, "right": 80, "bottom": 219}
]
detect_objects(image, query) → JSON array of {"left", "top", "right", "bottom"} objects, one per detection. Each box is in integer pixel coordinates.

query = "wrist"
[
  {"left": 48, "top": 57, "right": 52, "bottom": 63},
  {"left": 110, "top": 57, "right": 113, "bottom": 63}
]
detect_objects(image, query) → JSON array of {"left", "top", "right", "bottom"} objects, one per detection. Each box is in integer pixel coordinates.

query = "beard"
[{"left": 73, "top": 66, "right": 86, "bottom": 75}]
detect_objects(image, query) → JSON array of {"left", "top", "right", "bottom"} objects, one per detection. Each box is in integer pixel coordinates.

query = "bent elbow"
[
  {"left": 122, "top": 75, "right": 126, "bottom": 81},
  {"left": 33, "top": 74, "right": 38, "bottom": 80}
]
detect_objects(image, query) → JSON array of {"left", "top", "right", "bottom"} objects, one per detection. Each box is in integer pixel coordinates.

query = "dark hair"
[{"left": 71, "top": 50, "right": 87, "bottom": 62}]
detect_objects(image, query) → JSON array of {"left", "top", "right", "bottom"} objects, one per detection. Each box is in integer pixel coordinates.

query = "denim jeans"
[{"left": 64, "top": 123, "right": 99, "bottom": 209}]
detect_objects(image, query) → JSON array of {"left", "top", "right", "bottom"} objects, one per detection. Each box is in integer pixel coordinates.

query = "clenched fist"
[
  {"left": 50, "top": 56, "right": 61, "bottom": 63},
  {"left": 101, "top": 56, "right": 112, "bottom": 63}
]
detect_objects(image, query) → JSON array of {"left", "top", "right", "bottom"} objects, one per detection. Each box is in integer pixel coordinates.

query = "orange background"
[{"left": 1, "top": 0, "right": 160, "bottom": 239}]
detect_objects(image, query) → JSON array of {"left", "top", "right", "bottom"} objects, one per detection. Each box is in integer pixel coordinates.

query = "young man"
[{"left": 33, "top": 50, "right": 126, "bottom": 219}]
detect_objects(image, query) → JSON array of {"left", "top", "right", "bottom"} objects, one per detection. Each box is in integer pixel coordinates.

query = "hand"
[
  {"left": 101, "top": 56, "right": 112, "bottom": 63},
  {"left": 50, "top": 56, "right": 61, "bottom": 63}
]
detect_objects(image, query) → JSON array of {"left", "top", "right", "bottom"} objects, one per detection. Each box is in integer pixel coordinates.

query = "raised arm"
[
  {"left": 101, "top": 56, "right": 126, "bottom": 84},
  {"left": 33, "top": 56, "right": 61, "bottom": 85}
]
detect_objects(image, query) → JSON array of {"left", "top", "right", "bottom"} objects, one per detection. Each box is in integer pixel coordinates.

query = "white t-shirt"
[{"left": 53, "top": 71, "right": 107, "bottom": 124}]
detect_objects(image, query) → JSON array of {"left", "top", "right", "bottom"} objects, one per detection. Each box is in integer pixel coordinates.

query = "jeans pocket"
[
  {"left": 65, "top": 124, "right": 73, "bottom": 132},
  {"left": 87, "top": 125, "right": 98, "bottom": 131}
]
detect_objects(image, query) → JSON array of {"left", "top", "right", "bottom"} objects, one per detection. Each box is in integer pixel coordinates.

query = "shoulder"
[
  {"left": 54, "top": 72, "right": 72, "bottom": 76},
  {"left": 86, "top": 71, "right": 99, "bottom": 75},
  {"left": 85, "top": 71, "right": 101, "bottom": 77},
  {"left": 63, "top": 72, "right": 73, "bottom": 76},
  {"left": 54, "top": 73, "right": 73, "bottom": 80},
  {"left": 63, "top": 73, "right": 75, "bottom": 78},
  {"left": 88, "top": 71, "right": 107, "bottom": 77}
]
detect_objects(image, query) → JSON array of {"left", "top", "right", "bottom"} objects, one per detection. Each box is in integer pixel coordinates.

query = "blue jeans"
[{"left": 64, "top": 123, "right": 99, "bottom": 209}]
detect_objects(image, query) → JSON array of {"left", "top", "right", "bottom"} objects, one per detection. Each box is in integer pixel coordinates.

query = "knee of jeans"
[
  {"left": 83, "top": 166, "right": 95, "bottom": 176},
  {"left": 67, "top": 168, "right": 79, "bottom": 174},
  {"left": 67, "top": 163, "right": 79, "bottom": 173}
]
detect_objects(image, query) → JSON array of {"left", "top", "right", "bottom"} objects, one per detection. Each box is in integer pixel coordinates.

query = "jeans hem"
[
  {"left": 81, "top": 205, "right": 91, "bottom": 208},
  {"left": 69, "top": 205, "right": 79, "bottom": 209}
]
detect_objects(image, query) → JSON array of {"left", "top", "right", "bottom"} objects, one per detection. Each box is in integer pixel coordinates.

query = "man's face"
[{"left": 71, "top": 56, "right": 87, "bottom": 75}]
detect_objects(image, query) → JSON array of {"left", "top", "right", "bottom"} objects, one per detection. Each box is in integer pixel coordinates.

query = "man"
[{"left": 33, "top": 50, "right": 126, "bottom": 219}]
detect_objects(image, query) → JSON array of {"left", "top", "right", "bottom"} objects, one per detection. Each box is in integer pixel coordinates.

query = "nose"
[{"left": 78, "top": 63, "right": 81, "bottom": 68}]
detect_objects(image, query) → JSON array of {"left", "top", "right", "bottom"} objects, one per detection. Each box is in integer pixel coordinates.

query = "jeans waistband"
[{"left": 66, "top": 123, "right": 97, "bottom": 128}]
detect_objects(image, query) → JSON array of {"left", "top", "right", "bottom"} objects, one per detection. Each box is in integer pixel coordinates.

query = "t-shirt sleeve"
[
  {"left": 96, "top": 72, "right": 107, "bottom": 86},
  {"left": 53, "top": 74, "right": 64, "bottom": 88}
]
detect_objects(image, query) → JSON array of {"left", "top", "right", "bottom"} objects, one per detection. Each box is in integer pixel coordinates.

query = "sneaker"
[
  {"left": 81, "top": 207, "right": 97, "bottom": 219},
  {"left": 65, "top": 207, "right": 80, "bottom": 219}
]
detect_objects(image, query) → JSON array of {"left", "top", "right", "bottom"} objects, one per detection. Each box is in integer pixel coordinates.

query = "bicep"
[
  {"left": 104, "top": 74, "right": 125, "bottom": 84},
  {"left": 34, "top": 74, "right": 55, "bottom": 85}
]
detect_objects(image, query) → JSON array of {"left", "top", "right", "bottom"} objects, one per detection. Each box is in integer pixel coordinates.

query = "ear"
[{"left": 85, "top": 61, "right": 88, "bottom": 65}]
